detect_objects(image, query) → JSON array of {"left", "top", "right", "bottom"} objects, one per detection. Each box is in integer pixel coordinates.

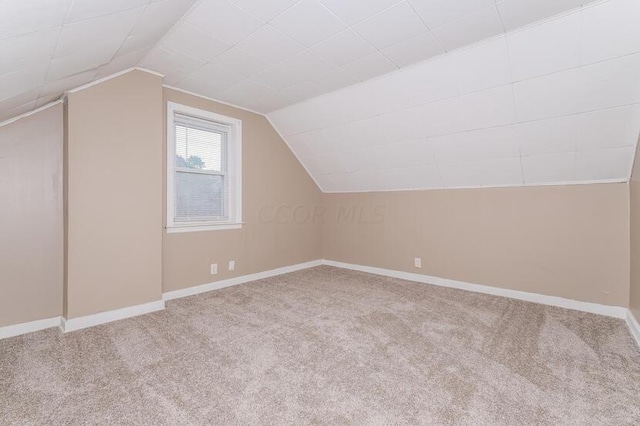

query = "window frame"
[{"left": 166, "top": 102, "right": 242, "bottom": 233}]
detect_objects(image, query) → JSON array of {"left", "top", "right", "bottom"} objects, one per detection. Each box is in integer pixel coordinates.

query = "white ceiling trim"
[
  {"left": 63, "top": 67, "right": 164, "bottom": 96},
  {"left": 0, "top": 99, "right": 64, "bottom": 128},
  {"left": 321, "top": 178, "right": 629, "bottom": 194},
  {"left": 163, "top": 84, "right": 266, "bottom": 116}
]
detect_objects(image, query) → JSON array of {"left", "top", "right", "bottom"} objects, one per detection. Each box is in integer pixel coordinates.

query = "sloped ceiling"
[
  {"left": 2, "top": 0, "right": 600, "bottom": 122},
  {"left": 0, "top": 0, "right": 198, "bottom": 122},
  {"left": 269, "top": 0, "right": 640, "bottom": 191},
  {"left": 1, "top": 0, "right": 639, "bottom": 192},
  {"left": 142, "top": 0, "right": 601, "bottom": 112}
]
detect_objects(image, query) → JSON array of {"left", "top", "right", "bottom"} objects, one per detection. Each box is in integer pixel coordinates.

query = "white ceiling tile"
[
  {"left": 219, "top": 80, "right": 277, "bottom": 105},
  {"left": 251, "top": 67, "right": 304, "bottom": 91},
  {"left": 381, "top": 31, "right": 444, "bottom": 68},
  {"left": 270, "top": 0, "right": 346, "bottom": 47},
  {"left": 516, "top": 115, "right": 577, "bottom": 157},
  {"left": 450, "top": 37, "right": 510, "bottom": 94},
  {"left": 268, "top": 102, "right": 322, "bottom": 134},
  {"left": 408, "top": 0, "right": 494, "bottom": 29},
  {"left": 55, "top": 7, "right": 144, "bottom": 58},
  {"left": 380, "top": 57, "right": 458, "bottom": 110},
  {"left": 431, "top": 6, "right": 503, "bottom": 52},
  {"left": 141, "top": 47, "right": 206, "bottom": 77},
  {"left": 410, "top": 97, "right": 462, "bottom": 138},
  {"left": 522, "top": 152, "right": 576, "bottom": 184},
  {"left": 354, "top": 2, "right": 429, "bottom": 50},
  {"left": 185, "top": 0, "right": 264, "bottom": 45},
  {"left": 311, "top": 30, "right": 376, "bottom": 68},
  {"left": 0, "top": 0, "right": 70, "bottom": 40},
  {"left": 0, "top": 88, "right": 43, "bottom": 114},
  {"left": 47, "top": 42, "right": 118, "bottom": 81},
  {"left": 430, "top": 126, "right": 519, "bottom": 164},
  {"left": 514, "top": 53, "right": 640, "bottom": 122},
  {"left": 237, "top": 26, "right": 304, "bottom": 64},
  {"left": 67, "top": 0, "right": 149, "bottom": 23},
  {"left": 212, "top": 47, "right": 270, "bottom": 77},
  {"left": 130, "top": 0, "right": 197, "bottom": 38},
  {"left": 342, "top": 52, "right": 397, "bottom": 82},
  {"left": 230, "top": 0, "right": 300, "bottom": 21},
  {"left": 381, "top": 139, "right": 436, "bottom": 169},
  {"left": 339, "top": 149, "right": 376, "bottom": 173},
  {"left": 161, "top": 24, "right": 231, "bottom": 62},
  {"left": 282, "top": 81, "right": 326, "bottom": 100},
  {"left": 97, "top": 48, "right": 150, "bottom": 78},
  {"left": 582, "top": 0, "right": 640, "bottom": 64},
  {"left": 41, "top": 70, "right": 99, "bottom": 98},
  {"left": 279, "top": 52, "right": 335, "bottom": 80},
  {"left": 507, "top": 11, "right": 581, "bottom": 82},
  {"left": 497, "top": 0, "right": 582, "bottom": 32},
  {"left": 575, "top": 146, "right": 635, "bottom": 181},
  {"left": 319, "top": 0, "right": 401, "bottom": 25},
  {"left": 182, "top": 62, "right": 246, "bottom": 92},
  {"left": 439, "top": 157, "right": 523, "bottom": 188},
  {"left": 118, "top": 33, "right": 160, "bottom": 57},
  {"left": 576, "top": 105, "right": 640, "bottom": 151},
  {"left": 315, "top": 68, "right": 360, "bottom": 92},
  {"left": 0, "top": 63, "right": 49, "bottom": 102},
  {"left": 0, "top": 29, "right": 59, "bottom": 76},
  {"left": 405, "top": 165, "right": 443, "bottom": 189},
  {"left": 374, "top": 168, "right": 415, "bottom": 191},
  {"left": 306, "top": 153, "right": 349, "bottom": 175},
  {"left": 457, "top": 85, "right": 516, "bottom": 131}
]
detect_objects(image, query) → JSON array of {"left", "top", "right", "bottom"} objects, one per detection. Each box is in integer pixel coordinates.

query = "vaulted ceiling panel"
[
  {"left": 268, "top": 0, "right": 640, "bottom": 192},
  {"left": 0, "top": 0, "right": 197, "bottom": 122},
  {"left": 1, "top": 0, "right": 639, "bottom": 192}
]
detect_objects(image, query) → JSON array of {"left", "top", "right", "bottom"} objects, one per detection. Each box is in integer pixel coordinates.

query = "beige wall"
[
  {"left": 65, "top": 70, "right": 164, "bottom": 318},
  {"left": 324, "top": 184, "right": 630, "bottom": 307},
  {"left": 0, "top": 104, "right": 64, "bottom": 327},
  {"left": 630, "top": 143, "right": 640, "bottom": 321},
  {"left": 0, "top": 69, "right": 635, "bottom": 329},
  {"left": 162, "top": 88, "right": 323, "bottom": 292}
]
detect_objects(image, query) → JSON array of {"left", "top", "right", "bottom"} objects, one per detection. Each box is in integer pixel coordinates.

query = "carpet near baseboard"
[{"left": 1, "top": 266, "right": 639, "bottom": 425}]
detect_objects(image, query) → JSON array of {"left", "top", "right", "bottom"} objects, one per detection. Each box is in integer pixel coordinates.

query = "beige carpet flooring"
[{"left": 1, "top": 266, "right": 639, "bottom": 425}]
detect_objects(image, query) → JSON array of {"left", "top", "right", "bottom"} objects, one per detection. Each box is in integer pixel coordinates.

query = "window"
[{"left": 167, "top": 102, "right": 242, "bottom": 232}]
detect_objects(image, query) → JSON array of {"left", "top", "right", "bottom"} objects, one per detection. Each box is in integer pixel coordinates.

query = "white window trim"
[{"left": 166, "top": 102, "right": 242, "bottom": 233}]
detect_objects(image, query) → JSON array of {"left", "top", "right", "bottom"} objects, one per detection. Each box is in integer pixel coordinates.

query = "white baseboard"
[
  {"left": 163, "top": 259, "right": 323, "bottom": 301},
  {"left": 323, "top": 260, "right": 629, "bottom": 319},
  {"left": 0, "top": 317, "right": 61, "bottom": 340},
  {"left": 626, "top": 310, "right": 640, "bottom": 347},
  {"left": 60, "top": 300, "right": 166, "bottom": 333},
  {"left": 2, "top": 260, "right": 638, "bottom": 346}
]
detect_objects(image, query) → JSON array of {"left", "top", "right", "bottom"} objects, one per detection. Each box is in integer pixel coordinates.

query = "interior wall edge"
[
  {"left": 0, "top": 100, "right": 64, "bottom": 129},
  {"left": 626, "top": 310, "right": 640, "bottom": 347},
  {"left": 162, "top": 85, "right": 266, "bottom": 117},
  {"left": 265, "top": 114, "right": 324, "bottom": 193}
]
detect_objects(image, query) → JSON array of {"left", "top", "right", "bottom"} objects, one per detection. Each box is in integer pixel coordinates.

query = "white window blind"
[{"left": 173, "top": 114, "right": 230, "bottom": 223}]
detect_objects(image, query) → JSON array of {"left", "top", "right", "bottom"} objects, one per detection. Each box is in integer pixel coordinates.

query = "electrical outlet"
[
  {"left": 414, "top": 258, "right": 422, "bottom": 268},
  {"left": 210, "top": 263, "right": 218, "bottom": 275},
  {"left": 228, "top": 260, "right": 235, "bottom": 271}
]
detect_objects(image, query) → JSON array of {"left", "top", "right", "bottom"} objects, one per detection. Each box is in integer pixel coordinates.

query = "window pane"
[
  {"left": 175, "top": 172, "right": 226, "bottom": 221},
  {"left": 175, "top": 124, "right": 223, "bottom": 172}
]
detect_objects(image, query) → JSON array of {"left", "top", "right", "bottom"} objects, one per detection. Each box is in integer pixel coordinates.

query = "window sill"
[{"left": 166, "top": 223, "right": 243, "bottom": 233}]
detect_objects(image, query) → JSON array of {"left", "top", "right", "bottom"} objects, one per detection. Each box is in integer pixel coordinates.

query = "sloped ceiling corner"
[
  {"left": 268, "top": 0, "right": 640, "bottom": 192},
  {"left": 2, "top": 0, "right": 640, "bottom": 192},
  {"left": 0, "top": 0, "right": 198, "bottom": 122},
  {"left": 1, "top": 0, "right": 604, "bottom": 122}
]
